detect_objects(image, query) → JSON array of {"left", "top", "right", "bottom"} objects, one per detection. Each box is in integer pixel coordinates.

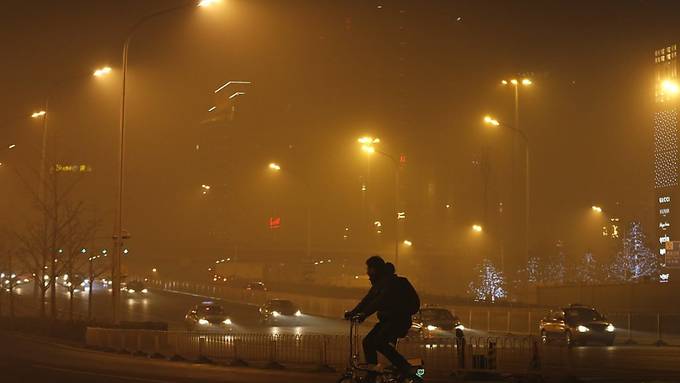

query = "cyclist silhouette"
[{"left": 345, "top": 256, "right": 420, "bottom": 382}]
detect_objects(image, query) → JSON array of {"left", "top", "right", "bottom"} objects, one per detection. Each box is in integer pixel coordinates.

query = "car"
[
  {"left": 410, "top": 307, "right": 464, "bottom": 338},
  {"left": 245, "top": 281, "right": 267, "bottom": 292},
  {"left": 125, "top": 280, "right": 149, "bottom": 294},
  {"left": 259, "top": 299, "right": 303, "bottom": 324},
  {"left": 185, "top": 301, "right": 234, "bottom": 331},
  {"left": 539, "top": 304, "right": 616, "bottom": 346}
]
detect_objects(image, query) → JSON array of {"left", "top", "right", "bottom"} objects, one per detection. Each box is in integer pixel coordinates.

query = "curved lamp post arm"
[{"left": 112, "top": 1, "right": 197, "bottom": 324}]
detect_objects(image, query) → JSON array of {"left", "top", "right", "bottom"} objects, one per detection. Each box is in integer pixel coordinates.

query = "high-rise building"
[{"left": 653, "top": 43, "right": 679, "bottom": 271}]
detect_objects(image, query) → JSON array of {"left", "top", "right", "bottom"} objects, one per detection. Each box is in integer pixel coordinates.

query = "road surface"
[
  {"left": 9, "top": 283, "right": 352, "bottom": 335},
  {"left": 0, "top": 331, "right": 339, "bottom": 383}
]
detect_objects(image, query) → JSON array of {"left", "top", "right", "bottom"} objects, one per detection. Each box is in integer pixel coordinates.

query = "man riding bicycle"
[{"left": 345, "top": 256, "right": 420, "bottom": 383}]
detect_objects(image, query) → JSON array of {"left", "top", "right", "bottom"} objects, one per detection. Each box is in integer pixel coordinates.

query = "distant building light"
[{"left": 55, "top": 164, "right": 93, "bottom": 173}]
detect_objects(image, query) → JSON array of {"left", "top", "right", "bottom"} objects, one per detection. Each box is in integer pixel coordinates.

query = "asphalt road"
[
  {"left": 0, "top": 331, "right": 338, "bottom": 383},
  {"left": 9, "top": 283, "right": 353, "bottom": 335},
  {"left": 10, "top": 282, "right": 680, "bottom": 343},
  {"left": 7, "top": 285, "right": 680, "bottom": 381}
]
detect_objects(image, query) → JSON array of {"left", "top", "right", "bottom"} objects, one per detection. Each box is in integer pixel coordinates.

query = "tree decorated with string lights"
[
  {"left": 609, "top": 221, "right": 659, "bottom": 282},
  {"left": 468, "top": 258, "right": 506, "bottom": 302}
]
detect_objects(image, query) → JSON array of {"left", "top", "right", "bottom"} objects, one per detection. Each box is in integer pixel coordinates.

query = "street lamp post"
[
  {"left": 484, "top": 115, "right": 530, "bottom": 269},
  {"left": 500, "top": 78, "right": 532, "bottom": 265},
  {"left": 358, "top": 137, "right": 401, "bottom": 269},
  {"left": 112, "top": 0, "right": 218, "bottom": 323},
  {"left": 267, "top": 163, "right": 313, "bottom": 261},
  {"left": 29, "top": 66, "right": 111, "bottom": 318}
]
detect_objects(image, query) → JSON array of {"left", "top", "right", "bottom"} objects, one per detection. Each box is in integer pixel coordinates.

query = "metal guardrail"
[{"left": 86, "top": 327, "right": 546, "bottom": 376}]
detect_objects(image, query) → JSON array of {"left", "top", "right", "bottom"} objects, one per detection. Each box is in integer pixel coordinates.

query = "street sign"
[{"left": 665, "top": 241, "right": 680, "bottom": 268}]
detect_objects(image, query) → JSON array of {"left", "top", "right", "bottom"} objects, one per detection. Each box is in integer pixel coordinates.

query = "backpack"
[{"left": 395, "top": 276, "right": 420, "bottom": 316}]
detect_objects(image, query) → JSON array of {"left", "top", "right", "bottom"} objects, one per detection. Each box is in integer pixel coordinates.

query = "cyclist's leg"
[
  {"left": 362, "top": 323, "right": 383, "bottom": 383},
  {"left": 375, "top": 324, "right": 411, "bottom": 375},
  {"left": 362, "top": 322, "right": 382, "bottom": 365}
]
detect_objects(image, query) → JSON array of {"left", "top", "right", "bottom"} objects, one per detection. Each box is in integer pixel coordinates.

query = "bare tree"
[
  {"left": 13, "top": 167, "right": 92, "bottom": 319},
  {"left": 86, "top": 251, "right": 109, "bottom": 321},
  {"left": 59, "top": 211, "right": 100, "bottom": 321},
  {"left": 0, "top": 229, "right": 21, "bottom": 319}
]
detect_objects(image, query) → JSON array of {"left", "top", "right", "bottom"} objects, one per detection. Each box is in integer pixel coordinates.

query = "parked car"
[
  {"left": 185, "top": 301, "right": 233, "bottom": 331},
  {"left": 410, "top": 306, "right": 464, "bottom": 338},
  {"left": 259, "top": 299, "right": 302, "bottom": 324},
  {"left": 539, "top": 304, "right": 616, "bottom": 346}
]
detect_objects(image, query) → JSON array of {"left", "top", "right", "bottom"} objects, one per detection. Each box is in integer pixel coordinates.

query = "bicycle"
[{"left": 337, "top": 315, "right": 426, "bottom": 383}]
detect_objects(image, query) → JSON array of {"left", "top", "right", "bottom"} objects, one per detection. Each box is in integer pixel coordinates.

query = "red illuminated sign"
[{"left": 269, "top": 217, "right": 281, "bottom": 229}]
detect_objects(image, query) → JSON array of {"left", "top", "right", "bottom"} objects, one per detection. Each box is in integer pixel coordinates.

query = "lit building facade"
[{"left": 653, "top": 43, "right": 679, "bottom": 271}]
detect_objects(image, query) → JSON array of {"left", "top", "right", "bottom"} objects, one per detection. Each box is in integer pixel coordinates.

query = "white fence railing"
[{"left": 86, "top": 327, "right": 551, "bottom": 376}]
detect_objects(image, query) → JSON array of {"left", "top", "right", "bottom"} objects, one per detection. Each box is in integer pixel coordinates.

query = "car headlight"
[
  {"left": 141, "top": 288, "right": 148, "bottom": 293},
  {"left": 223, "top": 318, "right": 232, "bottom": 325},
  {"left": 455, "top": 324, "right": 465, "bottom": 331},
  {"left": 272, "top": 311, "right": 280, "bottom": 317},
  {"left": 128, "top": 289, "right": 136, "bottom": 293},
  {"left": 198, "top": 318, "right": 209, "bottom": 325},
  {"left": 426, "top": 325, "right": 438, "bottom": 331},
  {"left": 577, "top": 325, "right": 590, "bottom": 333},
  {"left": 295, "top": 310, "right": 302, "bottom": 317},
  {"left": 606, "top": 324, "right": 615, "bottom": 332}
]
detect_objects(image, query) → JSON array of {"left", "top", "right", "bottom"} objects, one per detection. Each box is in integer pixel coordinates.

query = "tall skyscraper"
[{"left": 653, "top": 43, "right": 678, "bottom": 271}]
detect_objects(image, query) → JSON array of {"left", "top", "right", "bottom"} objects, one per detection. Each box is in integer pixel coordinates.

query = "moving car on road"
[
  {"left": 245, "top": 281, "right": 267, "bottom": 292},
  {"left": 185, "top": 301, "right": 233, "bottom": 331},
  {"left": 540, "top": 304, "right": 616, "bottom": 346},
  {"left": 124, "top": 280, "right": 148, "bottom": 294},
  {"left": 259, "top": 299, "right": 302, "bottom": 324},
  {"left": 410, "top": 306, "right": 464, "bottom": 338}
]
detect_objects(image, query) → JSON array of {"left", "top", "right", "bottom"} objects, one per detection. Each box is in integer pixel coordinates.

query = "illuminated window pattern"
[
  {"left": 655, "top": 44, "right": 678, "bottom": 103},
  {"left": 655, "top": 45, "right": 677, "bottom": 64},
  {"left": 654, "top": 109, "right": 679, "bottom": 188}
]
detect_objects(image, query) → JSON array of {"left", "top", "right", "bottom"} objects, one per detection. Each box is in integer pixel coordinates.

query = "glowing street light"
[
  {"left": 483, "top": 115, "right": 500, "bottom": 127},
  {"left": 93, "top": 66, "right": 112, "bottom": 77},
  {"left": 8, "top": 144, "right": 16, "bottom": 149},
  {"left": 403, "top": 240, "right": 413, "bottom": 247},
  {"left": 662, "top": 80, "right": 679, "bottom": 95},
  {"left": 592, "top": 206, "right": 603, "bottom": 213},
  {"left": 361, "top": 144, "right": 376, "bottom": 154},
  {"left": 521, "top": 78, "right": 532, "bottom": 86},
  {"left": 268, "top": 163, "right": 281, "bottom": 171},
  {"left": 31, "top": 111, "right": 46, "bottom": 118},
  {"left": 358, "top": 136, "right": 380, "bottom": 154},
  {"left": 472, "top": 224, "right": 483, "bottom": 233},
  {"left": 198, "top": 0, "right": 219, "bottom": 7},
  {"left": 152, "top": 268, "right": 157, "bottom": 273},
  {"left": 358, "top": 136, "right": 380, "bottom": 145}
]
